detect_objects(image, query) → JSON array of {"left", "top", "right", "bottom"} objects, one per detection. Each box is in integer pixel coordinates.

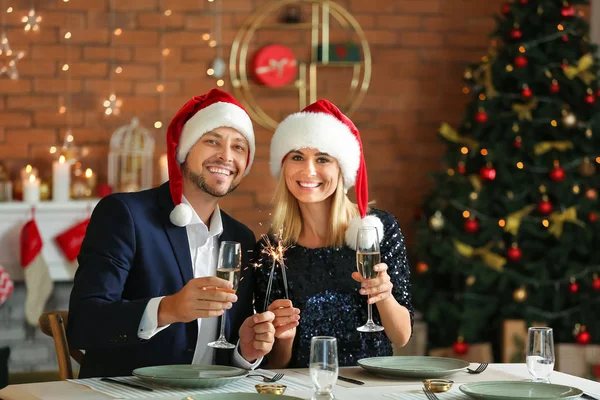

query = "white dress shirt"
[{"left": 138, "top": 196, "right": 260, "bottom": 368}]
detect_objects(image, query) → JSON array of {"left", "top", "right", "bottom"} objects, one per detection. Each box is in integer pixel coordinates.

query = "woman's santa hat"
[
  {"left": 270, "top": 99, "right": 383, "bottom": 249},
  {"left": 167, "top": 88, "right": 255, "bottom": 227}
]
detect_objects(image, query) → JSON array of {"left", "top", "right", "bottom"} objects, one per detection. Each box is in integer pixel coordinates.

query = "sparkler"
[{"left": 260, "top": 230, "right": 291, "bottom": 311}]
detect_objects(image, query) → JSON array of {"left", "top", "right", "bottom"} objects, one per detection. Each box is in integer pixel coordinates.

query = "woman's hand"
[
  {"left": 267, "top": 299, "right": 301, "bottom": 340},
  {"left": 352, "top": 263, "right": 393, "bottom": 304}
]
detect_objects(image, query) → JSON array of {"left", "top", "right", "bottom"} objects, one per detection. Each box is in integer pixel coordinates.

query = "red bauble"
[
  {"left": 561, "top": 63, "right": 568, "bottom": 71},
  {"left": 475, "top": 111, "right": 488, "bottom": 124},
  {"left": 549, "top": 167, "right": 566, "bottom": 182},
  {"left": 597, "top": 88, "right": 600, "bottom": 98},
  {"left": 507, "top": 246, "right": 523, "bottom": 262},
  {"left": 515, "top": 55, "right": 528, "bottom": 68},
  {"left": 480, "top": 165, "right": 497, "bottom": 181},
  {"left": 569, "top": 282, "right": 579, "bottom": 293},
  {"left": 537, "top": 200, "right": 553, "bottom": 215},
  {"left": 576, "top": 330, "right": 590, "bottom": 345},
  {"left": 464, "top": 218, "right": 480, "bottom": 233},
  {"left": 510, "top": 29, "right": 523, "bottom": 40},
  {"left": 561, "top": 35, "right": 569, "bottom": 42},
  {"left": 522, "top": 87, "right": 533, "bottom": 98},
  {"left": 513, "top": 138, "right": 522, "bottom": 148},
  {"left": 561, "top": 5, "right": 575, "bottom": 18},
  {"left": 502, "top": 2, "right": 511, "bottom": 14},
  {"left": 550, "top": 82, "right": 560, "bottom": 94},
  {"left": 453, "top": 340, "right": 469, "bottom": 355},
  {"left": 592, "top": 276, "right": 600, "bottom": 291},
  {"left": 519, "top": 0, "right": 528, "bottom": 4},
  {"left": 584, "top": 94, "right": 595, "bottom": 104},
  {"left": 458, "top": 164, "right": 467, "bottom": 175},
  {"left": 590, "top": 213, "right": 598, "bottom": 223}
]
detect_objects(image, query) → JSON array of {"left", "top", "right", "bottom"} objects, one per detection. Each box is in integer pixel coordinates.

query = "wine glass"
[
  {"left": 309, "top": 336, "right": 338, "bottom": 400},
  {"left": 526, "top": 327, "right": 555, "bottom": 383},
  {"left": 208, "top": 241, "right": 242, "bottom": 349},
  {"left": 356, "top": 227, "right": 384, "bottom": 332}
]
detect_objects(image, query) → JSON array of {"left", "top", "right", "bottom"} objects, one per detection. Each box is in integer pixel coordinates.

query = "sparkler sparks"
[{"left": 260, "top": 230, "right": 292, "bottom": 311}]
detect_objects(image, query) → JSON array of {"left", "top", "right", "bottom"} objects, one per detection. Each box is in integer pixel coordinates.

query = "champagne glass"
[
  {"left": 526, "top": 327, "right": 554, "bottom": 383},
  {"left": 208, "top": 241, "right": 242, "bottom": 349},
  {"left": 356, "top": 227, "right": 384, "bottom": 332},
  {"left": 310, "top": 336, "right": 338, "bottom": 400}
]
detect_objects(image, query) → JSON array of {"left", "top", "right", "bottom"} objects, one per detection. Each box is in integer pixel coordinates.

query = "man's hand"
[
  {"left": 239, "top": 311, "right": 275, "bottom": 363},
  {"left": 268, "top": 299, "right": 300, "bottom": 340},
  {"left": 158, "top": 276, "right": 237, "bottom": 326}
]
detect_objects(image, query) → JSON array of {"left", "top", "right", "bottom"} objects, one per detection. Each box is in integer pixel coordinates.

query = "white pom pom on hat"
[
  {"left": 270, "top": 99, "right": 382, "bottom": 249},
  {"left": 166, "top": 89, "right": 255, "bottom": 227}
]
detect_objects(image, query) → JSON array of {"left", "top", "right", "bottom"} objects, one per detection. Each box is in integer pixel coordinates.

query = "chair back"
[{"left": 38, "top": 311, "right": 84, "bottom": 380}]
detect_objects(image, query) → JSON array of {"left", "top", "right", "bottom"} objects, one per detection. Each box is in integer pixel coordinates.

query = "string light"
[
  {"left": 103, "top": 93, "right": 123, "bottom": 115},
  {"left": 516, "top": 162, "right": 524, "bottom": 169},
  {"left": 460, "top": 147, "right": 469, "bottom": 155},
  {"left": 164, "top": 9, "right": 171, "bottom": 16},
  {"left": 209, "top": 39, "right": 217, "bottom": 47},
  {"left": 463, "top": 211, "right": 471, "bottom": 218},
  {"left": 542, "top": 219, "right": 550, "bottom": 228},
  {"left": 479, "top": 94, "right": 486, "bottom": 100},
  {"left": 162, "top": 48, "right": 170, "bottom": 56},
  {"left": 50, "top": 146, "right": 57, "bottom": 154},
  {"left": 114, "top": 28, "right": 122, "bottom": 36},
  {"left": 557, "top": 24, "right": 564, "bottom": 31},
  {"left": 207, "top": 68, "right": 214, "bottom": 76},
  {"left": 518, "top": 46, "right": 526, "bottom": 53},
  {"left": 62, "top": 63, "right": 69, "bottom": 71},
  {"left": 480, "top": 149, "right": 488, "bottom": 156},
  {"left": 202, "top": 33, "right": 211, "bottom": 41},
  {"left": 154, "top": 121, "right": 162, "bottom": 128},
  {"left": 156, "top": 84, "right": 164, "bottom": 92},
  {"left": 22, "top": 9, "right": 42, "bottom": 32},
  {"left": 498, "top": 219, "right": 506, "bottom": 228},
  {"left": 115, "top": 66, "right": 122, "bottom": 73},
  {"left": 6, "top": 6, "right": 12, "bottom": 12},
  {"left": 551, "top": 120, "right": 558, "bottom": 127},
  {"left": 64, "top": 31, "right": 71, "bottom": 39}
]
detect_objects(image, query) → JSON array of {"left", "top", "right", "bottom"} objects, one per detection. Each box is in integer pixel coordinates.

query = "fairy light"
[
  {"left": 207, "top": 68, "right": 215, "bottom": 76},
  {"left": 209, "top": 39, "right": 217, "bottom": 47},
  {"left": 22, "top": 9, "right": 42, "bottom": 32},
  {"left": 154, "top": 121, "right": 162, "bottom": 128},
  {"left": 462, "top": 87, "right": 469, "bottom": 94},
  {"left": 551, "top": 120, "right": 558, "bottom": 127},
  {"left": 461, "top": 147, "right": 469, "bottom": 155},
  {"left": 164, "top": 9, "right": 171, "bottom": 16},
  {"left": 85, "top": 168, "right": 93, "bottom": 179},
  {"left": 64, "top": 31, "right": 71, "bottom": 39},
  {"left": 202, "top": 33, "right": 211, "bottom": 41},
  {"left": 518, "top": 46, "right": 525, "bottom": 53},
  {"left": 6, "top": 6, "right": 12, "bottom": 12},
  {"left": 480, "top": 149, "right": 488, "bottom": 156},
  {"left": 104, "top": 0, "right": 122, "bottom": 116},
  {"left": 115, "top": 66, "right": 122, "bottom": 74},
  {"left": 162, "top": 48, "right": 170, "bottom": 56},
  {"left": 596, "top": 156, "right": 600, "bottom": 164},
  {"left": 517, "top": 162, "right": 524, "bottom": 169},
  {"left": 498, "top": 219, "right": 506, "bottom": 228},
  {"left": 542, "top": 219, "right": 550, "bottom": 228},
  {"left": 156, "top": 84, "right": 164, "bottom": 92},
  {"left": 463, "top": 211, "right": 471, "bottom": 218},
  {"left": 114, "top": 28, "right": 122, "bottom": 36},
  {"left": 557, "top": 24, "right": 564, "bottom": 31},
  {"left": 479, "top": 94, "right": 486, "bottom": 100},
  {"left": 217, "top": 79, "right": 224, "bottom": 87},
  {"left": 49, "top": 146, "right": 57, "bottom": 154}
]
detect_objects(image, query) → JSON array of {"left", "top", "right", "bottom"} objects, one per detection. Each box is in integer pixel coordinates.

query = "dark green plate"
[{"left": 132, "top": 364, "right": 247, "bottom": 389}]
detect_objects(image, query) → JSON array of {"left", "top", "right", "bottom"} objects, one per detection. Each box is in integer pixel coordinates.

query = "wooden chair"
[{"left": 38, "top": 311, "right": 84, "bottom": 380}]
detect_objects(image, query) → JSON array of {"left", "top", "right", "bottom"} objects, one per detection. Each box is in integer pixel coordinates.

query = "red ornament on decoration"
[
  {"left": 549, "top": 167, "right": 566, "bottom": 182},
  {"left": 252, "top": 44, "right": 298, "bottom": 88},
  {"left": 561, "top": 5, "right": 575, "bottom": 18},
  {"left": 510, "top": 29, "right": 523, "bottom": 40},
  {"left": 475, "top": 111, "right": 488, "bottom": 124},
  {"left": 515, "top": 55, "right": 528, "bottom": 68},
  {"left": 513, "top": 138, "right": 522, "bottom": 148},
  {"left": 550, "top": 82, "right": 560, "bottom": 94},
  {"left": 507, "top": 245, "right": 523, "bottom": 262},
  {"left": 561, "top": 35, "right": 569, "bottom": 42},
  {"left": 453, "top": 338, "right": 469, "bottom": 355},
  {"left": 464, "top": 218, "right": 480, "bottom": 233},
  {"left": 590, "top": 213, "right": 598, "bottom": 223},
  {"left": 522, "top": 87, "right": 533, "bottom": 98},
  {"left": 569, "top": 281, "right": 579, "bottom": 294},
  {"left": 458, "top": 163, "right": 467, "bottom": 175},
  {"left": 584, "top": 94, "right": 595, "bottom": 104},
  {"left": 592, "top": 275, "right": 600, "bottom": 291},
  {"left": 502, "top": 2, "right": 511, "bottom": 15},
  {"left": 576, "top": 330, "right": 590, "bottom": 345},
  {"left": 537, "top": 199, "right": 553, "bottom": 215},
  {"left": 519, "top": 0, "right": 528, "bottom": 4},
  {"left": 597, "top": 88, "right": 600, "bottom": 98},
  {"left": 480, "top": 165, "right": 496, "bottom": 181}
]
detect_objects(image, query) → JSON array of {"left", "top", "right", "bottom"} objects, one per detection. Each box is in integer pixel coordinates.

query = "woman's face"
[{"left": 283, "top": 147, "right": 340, "bottom": 205}]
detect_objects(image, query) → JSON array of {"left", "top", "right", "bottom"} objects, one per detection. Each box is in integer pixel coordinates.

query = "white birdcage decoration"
[{"left": 108, "top": 117, "right": 154, "bottom": 193}]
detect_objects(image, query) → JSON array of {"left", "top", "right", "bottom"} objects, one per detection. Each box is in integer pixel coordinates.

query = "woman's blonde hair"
[{"left": 271, "top": 165, "right": 360, "bottom": 248}]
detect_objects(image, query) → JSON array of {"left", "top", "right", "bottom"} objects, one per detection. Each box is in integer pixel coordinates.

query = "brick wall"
[{"left": 0, "top": 0, "right": 512, "bottom": 247}]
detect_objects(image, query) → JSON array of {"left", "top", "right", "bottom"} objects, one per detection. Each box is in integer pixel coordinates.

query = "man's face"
[{"left": 181, "top": 126, "right": 249, "bottom": 198}]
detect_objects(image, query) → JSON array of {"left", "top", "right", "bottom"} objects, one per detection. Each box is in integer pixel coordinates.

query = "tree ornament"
[
  {"left": 569, "top": 278, "right": 579, "bottom": 294},
  {"left": 576, "top": 328, "right": 591, "bottom": 345},
  {"left": 562, "top": 112, "right": 577, "bottom": 127},
  {"left": 521, "top": 85, "right": 533, "bottom": 98},
  {"left": 589, "top": 212, "right": 598, "bottom": 223},
  {"left": 475, "top": 110, "right": 488, "bottom": 124},
  {"left": 464, "top": 217, "right": 480, "bottom": 233},
  {"left": 592, "top": 274, "right": 600, "bottom": 291},
  {"left": 561, "top": 5, "right": 575, "bottom": 18},
  {"left": 507, "top": 243, "right": 522, "bottom": 262},
  {"left": 549, "top": 165, "right": 566, "bottom": 182},
  {"left": 515, "top": 55, "right": 528, "bottom": 68},
  {"left": 550, "top": 80, "right": 560, "bottom": 94},
  {"left": 458, "top": 162, "right": 467, "bottom": 175},
  {"left": 513, "top": 136, "right": 522, "bottom": 148},
  {"left": 518, "top": 0, "right": 528, "bottom": 4},
  {"left": 510, "top": 28, "right": 523, "bottom": 40},
  {"left": 465, "top": 275, "right": 476, "bottom": 287},
  {"left": 513, "top": 287, "right": 527, "bottom": 302},
  {"left": 579, "top": 157, "right": 596, "bottom": 176},
  {"left": 537, "top": 197, "right": 553, "bottom": 215},
  {"left": 416, "top": 262, "right": 429, "bottom": 274},
  {"left": 561, "top": 35, "right": 569, "bottom": 42},
  {"left": 429, "top": 211, "right": 445, "bottom": 231},
  {"left": 584, "top": 94, "right": 595, "bottom": 104},
  {"left": 453, "top": 337, "right": 469, "bottom": 355},
  {"left": 480, "top": 164, "right": 496, "bottom": 181},
  {"left": 502, "top": 2, "right": 511, "bottom": 15},
  {"left": 597, "top": 88, "right": 600, "bottom": 98},
  {"left": 586, "top": 188, "right": 598, "bottom": 200}
]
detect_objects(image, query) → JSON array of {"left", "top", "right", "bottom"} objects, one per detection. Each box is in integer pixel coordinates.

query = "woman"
[{"left": 253, "top": 100, "right": 414, "bottom": 368}]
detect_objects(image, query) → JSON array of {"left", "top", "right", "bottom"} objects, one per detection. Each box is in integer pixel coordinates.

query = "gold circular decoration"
[{"left": 229, "top": 0, "right": 371, "bottom": 130}]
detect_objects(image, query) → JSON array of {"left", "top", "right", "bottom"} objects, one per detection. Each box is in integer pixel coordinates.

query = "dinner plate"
[
  {"left": 459, "top": 381, "right": 584, "bottom": 399},
  {"left": 357, "top": 356, "right": 469, "bottom": 378},
  {"left": 182, "top": 394, "right": 305, "bottom": 400},
  {"left": 132, "top": 364, "right": 247, "bottom": 389}
]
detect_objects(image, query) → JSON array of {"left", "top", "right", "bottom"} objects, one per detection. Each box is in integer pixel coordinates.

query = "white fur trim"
[
  {"left": 270, "top": 111, "right": 360, "bottom": 189},
  {"left": 170, "top": 203, "right": 193, "bottom": 227},
  {"left": 344, "top": 215, "right": 384, "bottom": 250},
  {"left": 177, "top": 101, "right": 255, "bottom": 174}
]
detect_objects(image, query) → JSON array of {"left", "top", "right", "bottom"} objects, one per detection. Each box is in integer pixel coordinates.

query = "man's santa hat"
[
  {"left": 270, "top": 100, "right": 383, "bottom": 249},
  {"left": 167, "top": 88, "right": 255, "bottom": 227}
]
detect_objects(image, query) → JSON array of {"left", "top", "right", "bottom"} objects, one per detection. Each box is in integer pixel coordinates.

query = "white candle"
[
  {"left": 159, "top": 154, "right": 169, "bottom": 183},
  {"left": 20, "top": 165, "right": 38, "bottom": 182},
  {"left": 23, "top": 174, "right": 40, "bottom": 204},
  {"left": 52, "top": 155, "right": 71, "bottom": 202}
]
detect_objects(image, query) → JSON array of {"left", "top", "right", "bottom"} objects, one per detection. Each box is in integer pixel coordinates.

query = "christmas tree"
[{"left": 413, "top": 0, "right": 600, "bottom": 359}]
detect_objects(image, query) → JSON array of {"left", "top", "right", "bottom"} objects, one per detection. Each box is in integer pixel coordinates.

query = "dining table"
[{"left": 0, "top": 363, "right": 599, "bottom": 400}]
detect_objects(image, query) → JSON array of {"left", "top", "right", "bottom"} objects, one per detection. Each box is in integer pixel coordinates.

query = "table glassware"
[
  {"left": 309, "top": 336, "right": 338, "bottom": 399},
  {"left": 526, "top": 327, "right": 555, "bottom": 383},
  {"left": 356, "top": 227, "right": 384, "bottom": 332}
]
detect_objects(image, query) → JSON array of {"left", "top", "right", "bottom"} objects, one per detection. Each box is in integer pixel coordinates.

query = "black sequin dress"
[{"left": 253, "top": 209, "right": 414, "bottom": 368}]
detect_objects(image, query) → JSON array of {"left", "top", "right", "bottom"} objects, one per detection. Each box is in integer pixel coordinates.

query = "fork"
[
  {"left": 422, "top": 388, "right": 440, "bottom": 400},
  {"left": 467, "top": 363, "right": 489, "bottom": 374},
  {"left": 247, "top": 372, "right": 284, "bottom": 382}
]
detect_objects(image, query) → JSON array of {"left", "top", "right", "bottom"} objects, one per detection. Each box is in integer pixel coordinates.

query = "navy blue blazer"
[{"left": 67, "top": 182, "right": 256, "bottom": 378}]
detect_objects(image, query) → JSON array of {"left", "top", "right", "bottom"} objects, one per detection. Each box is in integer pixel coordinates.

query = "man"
[{"left": 67, "top": 89, "right": 275, "bottom": 378}]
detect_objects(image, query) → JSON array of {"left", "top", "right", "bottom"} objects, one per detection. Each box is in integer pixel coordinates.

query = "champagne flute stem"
[
  {"left": 218, "top": 309, "right": 227, "bottom": 340},
  {"left": 367, "top": 295, "right": 374, "bottom": 323}
]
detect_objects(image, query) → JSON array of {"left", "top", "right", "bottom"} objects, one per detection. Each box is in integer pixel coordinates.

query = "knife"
[
  {"left": 337, "top": 375, "right": 364, "bottom": 385},
  {"left": 100, "top": 377, "right": 154, "bottom": 392}
]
